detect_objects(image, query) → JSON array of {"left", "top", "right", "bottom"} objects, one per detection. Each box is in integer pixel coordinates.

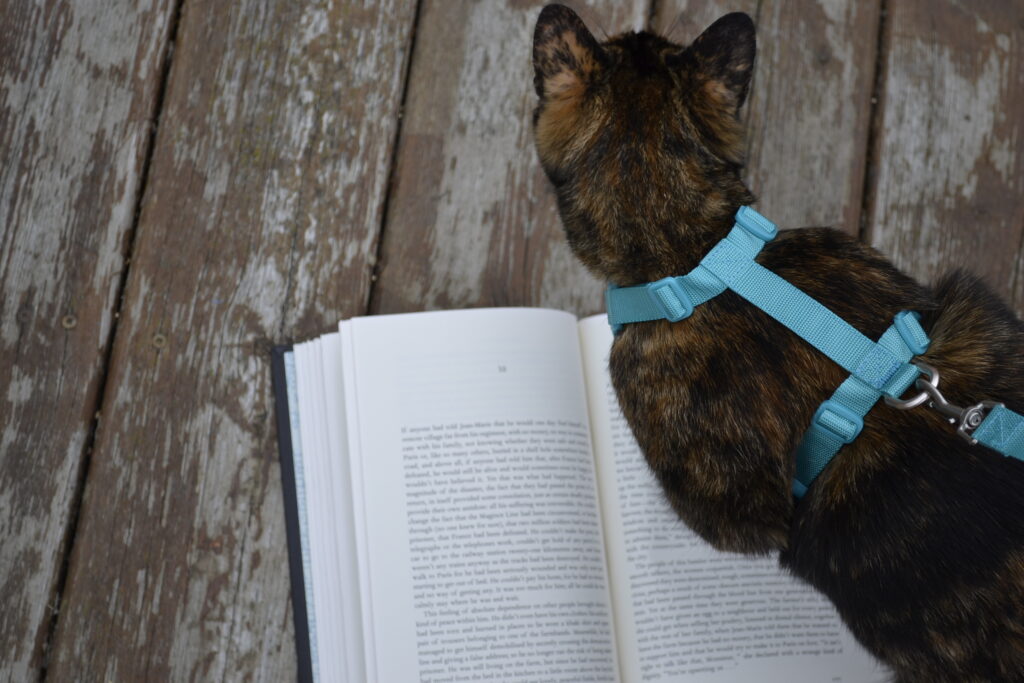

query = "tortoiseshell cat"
[{"left": 532, "top": 5, "right": 1024, "bottom": 681}]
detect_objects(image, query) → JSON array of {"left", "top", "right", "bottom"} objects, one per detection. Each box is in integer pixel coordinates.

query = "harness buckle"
[
  {"left": 810, "top": 400, "right": 864, "bottom": 444},
  {"left": 646, "top": 277, "right": 693, "bottom": 322},
  {"left": 892, "top": 310, "right": 929, "bottom": 355},
  {"left": 883, "top": 361, "right": 1000, "bottom": 444},
  {"left": 735, "top": 206, "right": 778, "bottom": 242}
]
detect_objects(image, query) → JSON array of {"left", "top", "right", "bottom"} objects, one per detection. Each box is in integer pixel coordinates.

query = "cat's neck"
[{"left": 611, "top": 193, "right": 755, "bottom": 286}]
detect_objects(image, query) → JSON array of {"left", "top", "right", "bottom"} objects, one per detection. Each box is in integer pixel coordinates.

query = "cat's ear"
[
  {"left": 671, "top": 12, "right": 756, "bottom": 113},
  {"left": 533, "top": 4, "right": 606, "bottom": 100}
]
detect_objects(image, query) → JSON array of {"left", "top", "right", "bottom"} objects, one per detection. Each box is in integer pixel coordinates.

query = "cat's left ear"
[
  {"left": 533, "top": 4, "right": 606, "bottom": 100},
  {"left": 671, "top": 12, "right": 756, "bottom": 113}
]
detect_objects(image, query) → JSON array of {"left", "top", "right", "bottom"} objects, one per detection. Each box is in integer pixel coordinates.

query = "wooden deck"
[{"left": 2, "top": 0, "right": 1021, "bottom": 680}]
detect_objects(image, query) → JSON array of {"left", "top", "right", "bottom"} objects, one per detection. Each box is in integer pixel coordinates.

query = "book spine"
[{"left": 271, "top": 346, "right": 315, "bottom": 683}]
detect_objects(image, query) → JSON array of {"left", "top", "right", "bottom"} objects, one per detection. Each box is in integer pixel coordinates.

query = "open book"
[{"left": 271, "top": 308, "right": 887, "bottom": 683}]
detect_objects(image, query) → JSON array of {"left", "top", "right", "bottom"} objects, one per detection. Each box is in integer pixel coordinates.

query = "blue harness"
[{"left": 606, "top": 206, "right": 1024, "bottom": 497}]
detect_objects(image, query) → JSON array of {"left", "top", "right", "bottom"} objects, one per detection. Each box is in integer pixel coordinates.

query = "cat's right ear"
[
  {"left": 533, "top": 4, "right": 605, "bottom": 100},
  {"left": 671, "top": 12, "right": 756, "bottom": 114}
]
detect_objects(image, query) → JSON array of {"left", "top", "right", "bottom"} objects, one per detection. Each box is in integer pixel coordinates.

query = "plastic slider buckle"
[
  {"left": 735, "top": 206, "right": 778, "bottom": 242},
  {"left": 893, "top": 310, "right": 929, "bottom": 355},
  {"left": 646, "top": 277, "right": 693, "bottom": 322},
  {"left": 810, "top": 400, "right": 864, "bottom": 444},
  {"left": 605, "top": 285, "right": 624, "bottom": 336}
]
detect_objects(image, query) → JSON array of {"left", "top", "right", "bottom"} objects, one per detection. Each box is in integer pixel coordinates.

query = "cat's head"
[{"left": 532, "top": 5, "right": 756, "bottom": 285}]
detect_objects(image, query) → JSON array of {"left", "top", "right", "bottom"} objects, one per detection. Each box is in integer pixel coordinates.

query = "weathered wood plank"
[
  {"left": 656, "top": 0, "right": 882, "bottom": 234},
  {"left": 371, "top": 0, "right": 651, "bottom": 318},
  {"left": 47, "top": 1, "right": 418, "bottom": 680},
  {"left": 0, "top": 2, "right": 176, "bottom": 680},
  {"left": 865, "top": 0, "right": 1024, "bottom": 312},
  {"left": 744, "top": 0, "right": 882, "bottom": 233}
]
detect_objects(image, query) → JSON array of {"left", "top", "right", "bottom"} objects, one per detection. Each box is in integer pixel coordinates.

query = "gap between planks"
[
  {"left": 648, "top": 0, "right": 661, "bottom": 30},
  {"left": 364, "top": 0, "right": 427, "bottom": 317},
  {"left": 857, "top": 0, "right": 889, "bottom": 244},
  {"left": 36, "top": 1, "right": 188, "bottom": 680}
]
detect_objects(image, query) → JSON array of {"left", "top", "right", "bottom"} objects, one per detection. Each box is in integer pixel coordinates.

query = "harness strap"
[
  {"left": 704, "top": 239, "right": 919, "bottom": 395},
  {"left": 607, "top": 209, "right": 927, "bottom": 400},
  {"left": 606, "top": 207, "right": 769, "bottom": 334},
  {"left": 606, "top": 206, "right": 1024, "bottom": 498},
  {"left": 792, "top": 313, "right": 926, "bottom": 497},
  {"left": 606, "top": 207, "right": 929, "bottom": 497},
  {"left": 974, "top": 406, "right": 1024, "bottom": 460},
  {"left": 609, "top": 210, "right": 920, "bottom": 396}
]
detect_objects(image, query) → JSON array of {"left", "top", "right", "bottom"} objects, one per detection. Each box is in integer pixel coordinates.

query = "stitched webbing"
[
  {"left": 701, "top": 239, "right": 907, "bottom": 395},
  {"left": 974, "top": 405, "right": 1024, "bottom": 461},
  {"left": 792, "top": 315, "right": 926, "bottom": 497},
  {"left": 605, "top": 206, "right": 932, "bottom": 498},
  {"left": 605, "top": 206, "right": 1024, "bottom": 496}
]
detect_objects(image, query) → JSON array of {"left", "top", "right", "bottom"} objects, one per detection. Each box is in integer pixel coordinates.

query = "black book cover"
[{"left": 271, "top": 345, "right": 314, "bottom": 683}]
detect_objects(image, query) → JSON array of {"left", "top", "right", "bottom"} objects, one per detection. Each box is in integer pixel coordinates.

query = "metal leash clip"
[{"left": 883, "top": 362, "right": 1001, "bottom": 445}]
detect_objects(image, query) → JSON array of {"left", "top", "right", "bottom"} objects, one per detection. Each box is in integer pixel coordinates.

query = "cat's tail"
[{"left": 919, "top": 270, "right": 1024, "bottom": 408}]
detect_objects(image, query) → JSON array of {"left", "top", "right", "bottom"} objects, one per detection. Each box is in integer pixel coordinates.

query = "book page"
[
  {"left": 578, "top": 315, "right": 888, "bottom": 683},
  {"left": 319, "top": 334, "right": 367, "bottom": 682},
  {"left": 343, "top": 309, "right": 619, "bottom": 682}
]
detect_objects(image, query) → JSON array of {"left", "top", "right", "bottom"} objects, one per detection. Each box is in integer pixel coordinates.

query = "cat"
[{"left": 532, "top": 4, "right": 1024, "bottom": 682}]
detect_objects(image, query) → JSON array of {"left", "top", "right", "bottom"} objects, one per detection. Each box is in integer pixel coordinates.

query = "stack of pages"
[{"left": 272, "top": 308, "right": 886, "bottom": 682}]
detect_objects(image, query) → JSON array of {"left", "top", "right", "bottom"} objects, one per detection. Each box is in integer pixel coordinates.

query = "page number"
[{"left": 498, "top": 365, "right": 507, "bottom": 373}]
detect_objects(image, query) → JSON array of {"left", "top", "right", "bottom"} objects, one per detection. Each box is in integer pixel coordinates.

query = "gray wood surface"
[
  {"left": 44, "top": 1, "right": 417, "bottom": 680},
  {"left": 3, "top": 0, "right": 1021, "bottom": 680},
  {"left": 0, "top": 2, "right": 176, "bottom": 680},
  {"left": 371, "top": 0, "right": 650, "bottom": 318},
  {"left": 865, "top": 0, "right": 1024, "bottom": 312}
]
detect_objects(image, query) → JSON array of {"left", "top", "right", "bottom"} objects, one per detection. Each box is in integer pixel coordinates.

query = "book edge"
[{"left": 271, "top": 345, "right": 314, "bottom": 683}]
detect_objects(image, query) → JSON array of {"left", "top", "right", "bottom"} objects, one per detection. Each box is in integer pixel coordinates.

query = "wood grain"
[
  {"left": 0, "top": 2, "right": 175, "bottom": 680},
  {"left": 371, "top": 0, "right": 651, "bottom": 319},
  {"left": 46, "top": 1, "right": 417, "bottom": 680},
  {"left": 655, "top": 0, "right": 883, "bottom": 234},
  {"left": 865, "top": 0, "right": 1024, "bottom": 311}
]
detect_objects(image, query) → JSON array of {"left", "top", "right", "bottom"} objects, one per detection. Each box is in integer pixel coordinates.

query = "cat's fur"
[{"left": 532, "top": 5, "right": 1024, "bottom": 681}]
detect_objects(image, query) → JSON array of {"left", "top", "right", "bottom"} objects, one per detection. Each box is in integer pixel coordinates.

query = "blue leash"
[{"left": 606, "top": 207, "right": 1024, "bottom": 497}]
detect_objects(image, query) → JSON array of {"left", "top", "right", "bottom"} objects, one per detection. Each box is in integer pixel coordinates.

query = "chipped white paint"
[
  {"left": 868, "top": 4, "right": 1023, "bottom": 300},
  {"left": 47, "top": 0, "right": 418, "bottom": 680},
  {"left": 879, "top": 41, "right": 1005, "bottom": 206},
  {"left": 419, "top": 1, "right": 531, "bottom": 307},
  {"left": 0, "top": 0, "right": 142, "bottom": 343},
  {"left": 4, "top": 365, "right": 33, "bottom": 405},
  {"left": 157, "top": 402, "right": 266, "bottom": 681},
  {"left": 0, "top": 2, "right": 175, "bottom": 681}
]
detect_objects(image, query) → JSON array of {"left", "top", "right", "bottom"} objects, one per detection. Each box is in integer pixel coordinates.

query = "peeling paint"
[
  {"left": 869, "top": 3, "right": 1022, "bottom": 302},
  {"left": 0, "top": 2, "right": 176, "bottom": 680}
]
